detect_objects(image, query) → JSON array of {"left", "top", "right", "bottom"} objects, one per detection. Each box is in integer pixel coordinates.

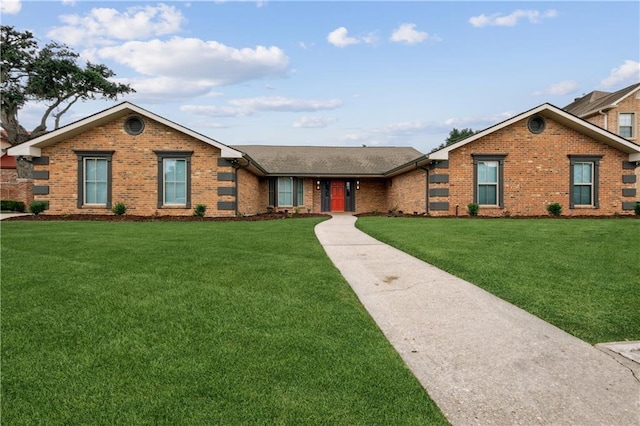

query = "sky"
[{"left": 2, "top": 0, "right": 639, "bottom": 153}]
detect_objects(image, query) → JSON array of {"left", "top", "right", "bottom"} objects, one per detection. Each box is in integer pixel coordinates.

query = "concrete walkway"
[{"left": 315, "top": 214, "right": 639, "bottom": 425}]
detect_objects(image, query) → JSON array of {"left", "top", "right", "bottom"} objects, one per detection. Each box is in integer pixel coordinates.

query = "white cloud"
[
  {"left": 0, "top": 0, "right": 21, "bottom": 14},
  {"left": 390, "top": 23, "right": 429, "bottom": 44},
  {"left": 534, "top": 80, "right": 580, "bottom": 96},
  {"left": 469, "top": 9, "right": 557, "bottom": 28},
  {"left": 600, "top": 60, "right": 640, "bottom": 88},
  {"left": 293, "top": 116, "right": 338, "bottom": 128},
  {"left": 228, "top": 97, "right": 343, "bottom": 112},
  {"left": 444, "top": 111, "right": 514, "bottom": 128},
  {"left": 181, "top": 97, "right": 344, "bottom": 119},
  {"left": 47, "top": 4, "right": 185, "bottom": 46},
  {"left": 95, "top": 37, "right": 289, "bottom": 86},
  {"left": 327, "top": 27, "right": 360, "bottom": 47},
  {"left": 118, "top": 76, "right": 219, "bottom": 102}
]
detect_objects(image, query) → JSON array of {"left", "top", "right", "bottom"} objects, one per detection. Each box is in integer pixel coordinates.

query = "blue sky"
[{"left": 2, "top": 0, "right": 639, "bottom": 152}]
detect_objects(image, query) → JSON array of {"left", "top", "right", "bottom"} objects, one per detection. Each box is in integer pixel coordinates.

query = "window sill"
[
  {"left": 82, "top": 204, "right": 107, "bottom": 208},
  {"left": 160, "top": 205, "right": 188, "bottom": 209},
  {"left": 571, "top": 205, "right": 597, "bottom": 209}
]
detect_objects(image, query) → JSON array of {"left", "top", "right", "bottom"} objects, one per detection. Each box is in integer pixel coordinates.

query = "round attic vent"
[
  {"left": 124, "top": 116, "right": 145, "bottom": 135},
  {"left": 527, "top": 115, "right": 546, "bottom": 134}
]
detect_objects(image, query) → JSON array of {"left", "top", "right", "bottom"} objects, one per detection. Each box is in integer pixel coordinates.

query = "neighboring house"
[
  {"left": 1, "top": 131, "right": 33, "bottom": 205},
  {"left": 564, "top": 82, "right": 640, "bottom": 194},
  {"left": 7, "top": 101, "right": 640, "bottom": 217},
  {"left": 564, "top": 82, "right": 640, "bottom": 140}
]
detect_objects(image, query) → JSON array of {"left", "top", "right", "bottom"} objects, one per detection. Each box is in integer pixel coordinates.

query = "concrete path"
[
  {"left": 315, "top": 214, "right": 640, "bottom": 425},
  {"left": 0, "top": 212, "right": 32, "bottom": 220}
]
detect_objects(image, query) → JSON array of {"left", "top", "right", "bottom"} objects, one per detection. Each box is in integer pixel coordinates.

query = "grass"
[
  {"left": 356, "top": 217, "right": 640, "bottom": 345},
  {"left": 1, "top": 219, "right": 447, "bottom": 425}
]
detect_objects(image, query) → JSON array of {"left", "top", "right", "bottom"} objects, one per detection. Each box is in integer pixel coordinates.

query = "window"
[
  {"left": 268, "top": 177, "right": 304, "bottom": 207},
  {"left": 569, "top": 155, "right": 601, "bottom": 208},
  {"left": 154, "top": 151, "right": 193, "bottom": 208},
  {"left": 164, "top": 159, "right": 187, "bottom": 205},
  {"left": 75, "top": 150, "right": 114, "bottom": 208},
  {"left": 278, "top": 177, "right": 293, "bottom": 206},
  {"left": 619, "top": 113, "right": 634, "bottom": 138},
  {"left": 472, "top": 154, "right": 506, "bottom": 207}
]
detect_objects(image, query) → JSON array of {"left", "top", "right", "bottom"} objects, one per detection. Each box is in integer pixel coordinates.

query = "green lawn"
[
  {"left": 356, "top": 217, "right": 640, "bottom": 344},
  {"left": 1, "top": 219, "right": 447, "bottom": 425}
]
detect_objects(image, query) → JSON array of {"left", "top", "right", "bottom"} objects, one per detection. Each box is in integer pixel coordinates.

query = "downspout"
[
  {"left": 231, "top": 158, "right": 251, "bottom": 216},
  {"left": 598, "top": 109, "right": 608, "bottom": 131},
  {"left": 419, "top": 164, "right": 430, "bottom": 215}
]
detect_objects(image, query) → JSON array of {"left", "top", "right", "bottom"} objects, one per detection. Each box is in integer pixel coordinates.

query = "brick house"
[
  {"left": 407, "top": 103, "right": 640, "bottom": 216},
  {"left": 7, "top": 100, "right": 640, "bottom": 217}
]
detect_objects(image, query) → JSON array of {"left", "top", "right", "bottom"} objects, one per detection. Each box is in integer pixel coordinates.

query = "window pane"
[
  {"left": 478, "top": 185, "right": 497, "bottom": 205},
  {"left": 573, "top": 185, "right": 592, "bottom": 205},
  {"left": 163, "top": 159, "right": 187, "bottom": 204},
  {"left": 84, "top": 158, "right": 108, "bottom": 204},
  {"left": 478, "top": 161, "right": 498, "bottom": 183},
  {"left": 620, "top": 127, "right": 632, "bottom": 138},
  {"left": 574, "top": 163, "right": 592, "bottom": 184},
  {"left": 619, "top": 114, "right": 632, "bottom": 126},
  {"left": 278, "top": 177, "right": 293, "bottom": 206}
]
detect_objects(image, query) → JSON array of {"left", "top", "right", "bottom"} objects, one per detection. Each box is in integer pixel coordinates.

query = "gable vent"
[{"left": 124, "top": 116, "right": 145, "bottom": 135}]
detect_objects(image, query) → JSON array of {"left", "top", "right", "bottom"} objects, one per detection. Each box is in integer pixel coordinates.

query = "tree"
[
  {"left": 1, "top": 26, "right": 134, "bottom": 177},
  {"left": 430, "top": 127, "right": 477, "bottom": 153}
]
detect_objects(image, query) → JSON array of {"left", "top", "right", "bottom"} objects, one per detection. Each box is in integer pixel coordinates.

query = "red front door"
[{"left": 330, "top": 180, "right": 345, "bottom": 211}]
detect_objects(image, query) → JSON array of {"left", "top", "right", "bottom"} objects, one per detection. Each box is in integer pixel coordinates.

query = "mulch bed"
[{"left": 4, "top": 213, "right": 330, "bottom": 222}]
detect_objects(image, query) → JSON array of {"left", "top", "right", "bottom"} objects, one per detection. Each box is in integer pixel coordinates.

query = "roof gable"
[
  {"left": 429, "top": 103, "right": 640, "bottom": 161},
  {"left": 563, "top": 83, "right": 640, "bottom": 118},
  {"left": 7, "top": 102, "right": 243, "bottom": 159}
]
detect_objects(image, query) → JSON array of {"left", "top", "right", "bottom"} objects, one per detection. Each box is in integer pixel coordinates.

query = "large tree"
[
  {"left": 430, "top": 127, "right": 477, "bottom": 153},
  {"left": 1, "top": 26, "right": 134, "bottom": 177}
]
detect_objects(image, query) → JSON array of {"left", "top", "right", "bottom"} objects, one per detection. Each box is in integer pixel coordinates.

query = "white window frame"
[
  {"left": 572, "top": 162, "right": 594, "bottom": 206},
  {"left": 83, "top": 157, "right": 108, "bottom": 206},
  {"left": 477, "top": 160, "right": 499, "bottom": 206},
  {"left": 277, "top": 177, "right": 294, "bottom": 207},
  {"left": 163, "top": 158, "right": 187, "bottom": 206},
  {"left": 619, "top": 113, "right": 634, "bottom": 138}
]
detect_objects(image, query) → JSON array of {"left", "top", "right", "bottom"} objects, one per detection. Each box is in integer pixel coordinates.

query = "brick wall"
[
  {"left": 433, "top": 116, "right": 636, "bottom": 217},
  {"left": 0, "top": 178, "right": 33, "bottom": 206},
  {"left": 353, "top": 178, "right": 387, "bottom": 213},
  {"left": 388, "top": 169, "right": 427, "bottom": 214},
  {"left": 36, "top": 114, "right": 237, "bottom": 216}
]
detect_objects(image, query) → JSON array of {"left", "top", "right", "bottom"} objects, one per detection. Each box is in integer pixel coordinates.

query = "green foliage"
[
  {"left": 635, "top": 202, "right": 640, "bottom": 216},
  {"left": 467, "top": 203, "right": 479, "bottom": 216},
  {"left": 1, "top": 220, "right": 446, "bottom": 424},
  {"left": 111, "top": 202, "right": 127, "bottom": 215},
  {"left": 28, "top": 201, "right": 48, "bottom": 215},
  {"left": 193, "top": 204, "right": 207, "bottom": 217},
  {"left": 356, "top": 217, "right": 640, "bottom": 344},
  {"left": 546, "top": 202, "right": 562, "bottom": 217},
  {"left": 430, "top": 128, "right": 477, "bottom": 153},
  {"left": 0, "top": 25, "right": 135, "bottom": 147},
  {"left": 0, "top": 200, "right": 25, "bottom": 212}
]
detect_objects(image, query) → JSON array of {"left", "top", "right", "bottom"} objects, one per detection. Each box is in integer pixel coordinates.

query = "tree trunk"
[{"left": 16, "top": 157, "right": 33, "bottom": 179}]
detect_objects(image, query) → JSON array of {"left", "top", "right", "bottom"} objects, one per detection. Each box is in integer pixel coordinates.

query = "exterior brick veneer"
[
  {"left": 433, "top": 116, "right": 635, "bottom": 217},
  {"left": 35, "top": 114, "right": 236, "bottom": 216}
]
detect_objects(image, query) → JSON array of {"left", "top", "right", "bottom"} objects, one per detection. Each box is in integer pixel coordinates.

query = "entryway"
[{"left": 321, "top": 179, "right": 355, "bottom": 212}]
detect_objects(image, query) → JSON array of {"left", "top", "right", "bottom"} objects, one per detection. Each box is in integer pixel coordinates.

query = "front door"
[{"left": 330, "top": 180, "right": 345, "bottom": 211}]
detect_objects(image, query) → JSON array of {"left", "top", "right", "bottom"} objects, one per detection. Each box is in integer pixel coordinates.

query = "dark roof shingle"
[{"left": 233, "top": 145, "right": 423, "bottom": 175}]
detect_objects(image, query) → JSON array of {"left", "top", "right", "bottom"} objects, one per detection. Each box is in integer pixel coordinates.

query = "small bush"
[
  {"left": 635, "top": 202, "right": 640, "bottom": 216},
  {"left": 467, "top": 203, "right": 479, "bottom": 216},
  {"left": 111, "top": 202, "right": 127, "bottom": 215},
  {"left": 194, "top": 204, "right": 207, "bottom": 217},
  {"left": 1, "top": 200, "right": 26, "bottom": 212},
  {"left": 29, "top": 201, "right": 49, "bottom": 215},
  {"left": 547, "top": 202, "right": 562, "bottom": 217}
]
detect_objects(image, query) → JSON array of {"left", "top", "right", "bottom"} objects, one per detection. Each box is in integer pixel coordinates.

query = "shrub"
[
  {"left": 29, "top": 201, "right": 49, "bottom": 215},
  {"left": 467, "top": 203, "right": 479, "bottom": 216},
  {"left": 635, "top": 202, "right": 640, "bottom": 216},
  {"left": 194, "top": 204, "right": 207, "bottom": 217},
  {"left": 547, "top": 202, "right": 562, "bottom": 217},
  {"left": 111, "top": 202, "right": 127, "bottom": 215},
  {"left": 1, "top": 200, "right": 26, "bottom": 212}
]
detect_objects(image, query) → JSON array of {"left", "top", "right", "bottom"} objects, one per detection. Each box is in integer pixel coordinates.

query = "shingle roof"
[
  {"left": 564, "top": 83, "right": 640, "bottom": 118},
  {"left": 232, "top": 145, "right": 423, "bottom": 176}
]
